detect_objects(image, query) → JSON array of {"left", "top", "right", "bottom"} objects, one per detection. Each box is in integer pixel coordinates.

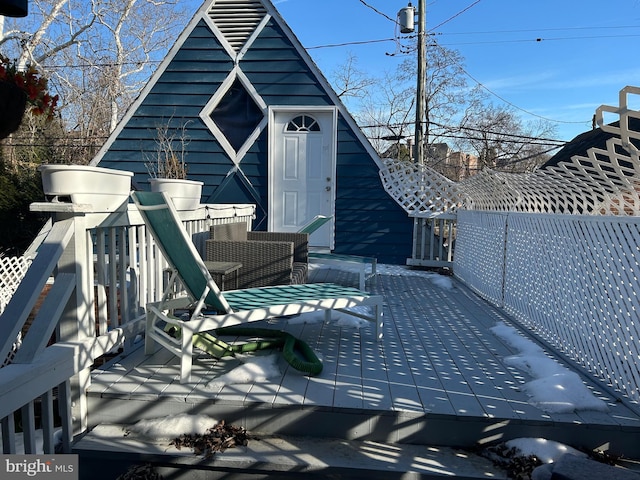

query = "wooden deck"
[{"left": 85, "top": 265, "right": 640, "bottom": 459}]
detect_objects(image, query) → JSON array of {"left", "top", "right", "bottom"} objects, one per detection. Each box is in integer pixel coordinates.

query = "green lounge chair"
[
  {"left": 132, "top": 192, "right": 384, "bottom": 383},
  {"left": 298, "top": 214, "right": 377, "bottom": 291}
]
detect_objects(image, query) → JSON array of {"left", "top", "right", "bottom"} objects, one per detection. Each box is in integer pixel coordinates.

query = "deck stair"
[
  {"left": 77, "top": 267, "right": 640, "bottom": 478},
  {"left": 73, "top": 425, "right": 508, "bottom": 479}
]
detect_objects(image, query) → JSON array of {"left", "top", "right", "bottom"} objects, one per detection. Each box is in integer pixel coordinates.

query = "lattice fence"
[
  {"left": 379, "top": 85, "right": 640, "bottom": 217},
  {"left": 455, "top": 211, "right": 640, "bottom": 405},
  {"left": 1, "top": 255, "right": 32, "bottom": 366},
  {"left": 380, "top": 86, "right": 640, "bottom": 406}
]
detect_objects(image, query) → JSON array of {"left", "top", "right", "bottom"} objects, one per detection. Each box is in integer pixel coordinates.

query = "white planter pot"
[
  {"left": 149, "top": 178, "right": 203, "bottom": 210},
  {"left": 39, "top": 165, "right": 133, "bottom": 212}
]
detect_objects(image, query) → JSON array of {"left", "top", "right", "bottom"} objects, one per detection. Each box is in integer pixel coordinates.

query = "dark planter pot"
[{"left": 0, "top": 81, "right": 27, "bottom": 139}]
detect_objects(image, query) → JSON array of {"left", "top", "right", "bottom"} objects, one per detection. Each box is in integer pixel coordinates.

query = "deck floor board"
[{"left": 87, "top": 265, "right": 640, "bottom": 455}]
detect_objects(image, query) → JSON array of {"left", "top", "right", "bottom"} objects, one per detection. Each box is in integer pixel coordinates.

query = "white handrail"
[{"left": 0, "top": 202, "right": 255, "bottom": 454}]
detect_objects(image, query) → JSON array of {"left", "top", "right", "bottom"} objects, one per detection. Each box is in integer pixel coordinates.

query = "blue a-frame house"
[{"left": 92, "top": 0, "right": 413, "bottom": 264}]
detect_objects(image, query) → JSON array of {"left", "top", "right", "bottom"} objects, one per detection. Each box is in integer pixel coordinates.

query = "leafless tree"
[
  {"left": 1, "top": 0, "right": 188, "bottom": 163},
  {"left": 454, "top": 91, "right": 558, "bottom": 173}
]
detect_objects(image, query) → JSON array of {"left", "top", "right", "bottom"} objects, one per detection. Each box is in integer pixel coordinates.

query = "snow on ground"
[
  {"left": 491, "top": 321, "right": 609, "bottom": 413},
  {"left": 127, "top": 413, "right": 218, "bottom": 439},
  {"left": 207, "top": 354, "right": 281, "bottom": 390},
  {"left": 0, "top": 429, "right": 63, "bottom": 454},
  {"left": 505, "top": 437, "right": 586, "bottom": 463},
  {"left": 215, "top": 263, "right": 607, "bottom": 415}
]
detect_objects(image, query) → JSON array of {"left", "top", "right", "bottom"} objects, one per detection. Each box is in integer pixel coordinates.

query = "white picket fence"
[{"left": 455, "top": 211, "right": 640, "bottom": 405}]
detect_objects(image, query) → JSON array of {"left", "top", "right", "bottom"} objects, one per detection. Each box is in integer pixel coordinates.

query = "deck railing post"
[{"left": 54, "top": 212, "right": 94, "bottom": 435}]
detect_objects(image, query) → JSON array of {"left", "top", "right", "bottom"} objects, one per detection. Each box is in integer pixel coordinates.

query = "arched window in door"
[{"left": 286, "top": 115, "right": 321, "bottom": 132}]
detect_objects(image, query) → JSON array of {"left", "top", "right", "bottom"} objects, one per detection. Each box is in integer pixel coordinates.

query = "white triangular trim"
[
  {"left": 207, "top": 0, "right": 267, "bottom": 54},
  {"left": 237, "top": 13, "right": 272, "bottom": 61},
  {"left": 199, "top": 66, "right": 268, "bottom": 164},
  {"left": 202, "top": 11, "right": 238, "bottom": 62}
]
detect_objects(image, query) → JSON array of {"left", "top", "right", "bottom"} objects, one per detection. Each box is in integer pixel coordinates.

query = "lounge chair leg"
[
  {"left": 375, "top": 302, "right": 384, "bottom": 341},
  {"left": 180, "top": 328, "right": 194, "bottom": 383},
  {"left": 145, "top": 311, "right": 155, "bottom": 355}
]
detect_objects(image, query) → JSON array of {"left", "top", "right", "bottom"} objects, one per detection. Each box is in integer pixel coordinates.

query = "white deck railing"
[
  {"left": 455, "top": 210, "right": 640, "bottom": 407},
  {"left": 0, "top": 201, "right": 254, "bottom": 454}
]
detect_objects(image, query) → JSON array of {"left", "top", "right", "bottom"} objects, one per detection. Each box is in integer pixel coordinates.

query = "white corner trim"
[
  {"left": 202, "top": 12, "right": 239, "bottom": 62},
  {"left": 237, "top": 13, "right": 273, "bottom": 62}
]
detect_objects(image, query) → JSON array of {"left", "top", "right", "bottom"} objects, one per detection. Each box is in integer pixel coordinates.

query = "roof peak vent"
[{"left": 208, "top": 0, "right": 267, "bottom": 53}]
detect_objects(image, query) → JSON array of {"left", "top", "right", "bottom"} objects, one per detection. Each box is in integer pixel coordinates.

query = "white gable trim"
[
  {"left": 91, "top": 0, "right": 383, "bottom": 171},
  {"left": 237, "top": 13, "right": 272, "bottom": 62},
  {"left": 202, "top": 11, "right": 239, "bottom": 62},
  {"left": 91, "top": 2, "right": 216, "bottom": 166}
]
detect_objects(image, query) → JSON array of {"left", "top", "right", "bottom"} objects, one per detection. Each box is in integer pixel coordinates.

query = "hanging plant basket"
[{"left": 0, "top": 81, "right": 27, "bottom": 139}]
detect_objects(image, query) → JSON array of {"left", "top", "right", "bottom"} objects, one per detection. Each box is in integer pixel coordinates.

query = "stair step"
[{"left": 73, "top": 424, "right": 508, "bottom": 479}]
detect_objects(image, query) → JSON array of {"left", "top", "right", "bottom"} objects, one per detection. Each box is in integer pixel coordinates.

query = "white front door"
[{"left": 269, "top": 107, "right": 336, "bottom": 248}]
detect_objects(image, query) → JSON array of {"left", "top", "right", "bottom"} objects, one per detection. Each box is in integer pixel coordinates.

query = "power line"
[
  {"left": 357, "top": 0, "right": 398, "bottom": 24},
  {"left": 460, "top": 68, "right": 587, "bottom": 125},
  {"left": 308, "top": 37, "right": 397, "bottom": 50},
  {"left": 436, "top": 24, "right": 640, "bottom": 36},
  {"left": 359, "top": 120, "right": 568, "bottom": 146},
  {"left": 430, "top": 0, "right": 482, "bottom": 31},
  {"left": 438, "top": 33, "right": 640, "bottom": 47}
]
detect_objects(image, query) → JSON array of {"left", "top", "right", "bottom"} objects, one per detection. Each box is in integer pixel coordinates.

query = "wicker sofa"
[{"left": 206, "top": 222, "right": 308, "bottom": 289}]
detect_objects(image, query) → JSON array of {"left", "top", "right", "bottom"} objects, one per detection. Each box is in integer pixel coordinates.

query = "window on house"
[
  {"left": 286, "top": 115, "right": 320, "bottom": 132},
  {"left": 210, "top": 78, "right": 263, "bottom": 151}
]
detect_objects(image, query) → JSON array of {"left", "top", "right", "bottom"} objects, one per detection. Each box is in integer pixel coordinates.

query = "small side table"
[{"left": 204, "top": 261, "right": 242, "bottom": 291}]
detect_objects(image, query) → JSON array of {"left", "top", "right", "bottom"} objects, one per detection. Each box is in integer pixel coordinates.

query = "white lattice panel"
[
  {"left": 0, "top": 256, "right": 32, "bottom": 366},
  {"left": 453, "top": 210, "right": 507, "bottom": 306},
  {"left": 504, "top": 214, "right": 640, "bottom": 403},
  {"left": 457, "top": 211, "right": 640, "bottom": 404},
  {"left": 0, "top": 256, "right": 32, "bottom": 312},
  {"left": 378, "top": 159, "right": 464, "bottom": 216},
  {"left": 380, "top": 86, "right": 640, "bottom": 217}
]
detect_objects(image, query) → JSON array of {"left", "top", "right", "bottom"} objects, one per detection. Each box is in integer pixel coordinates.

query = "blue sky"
[{"left": 266, "top": 0, "right": 640, "bottom": 142}]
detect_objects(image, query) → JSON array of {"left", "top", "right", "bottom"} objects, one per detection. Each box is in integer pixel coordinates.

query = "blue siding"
[
  {"left": 333, "top": 116, "right": 413, "bottom": 263},
  {"left": 99, "top": 20, "right": 234, "bottom": 192},
  {"left": 97, "top": 13, "right": 413, "bottom": 264}
]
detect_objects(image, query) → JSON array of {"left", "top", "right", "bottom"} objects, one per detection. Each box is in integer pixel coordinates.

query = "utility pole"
[
  {"left": 398, "top": 1, "right": 426, "bottom": 164},
  {"left": 415, "top": 0, "right": 426, "bottom": 165}
]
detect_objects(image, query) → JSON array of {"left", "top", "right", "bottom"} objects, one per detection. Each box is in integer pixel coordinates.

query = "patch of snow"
[
  {"left": 505, "top": 437, "right": 586, "bottom": 463},
  {"left": 207, "top": 354, "right": 280, "bottom": 390},
  {"left": 1, "top": 429, "right": 63, "bottom": 454},
  {"left": 429, "top": 275, "right": 454, "bottom": 290},
  {"left": 491, "top": 322, "right": 609, "bottom": 413},
  {"left": 127, "top": 413, "right": 217, "bottom": 439},
  {"left": 285, "top": 307, "right": 372, "bottom": 329}
]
